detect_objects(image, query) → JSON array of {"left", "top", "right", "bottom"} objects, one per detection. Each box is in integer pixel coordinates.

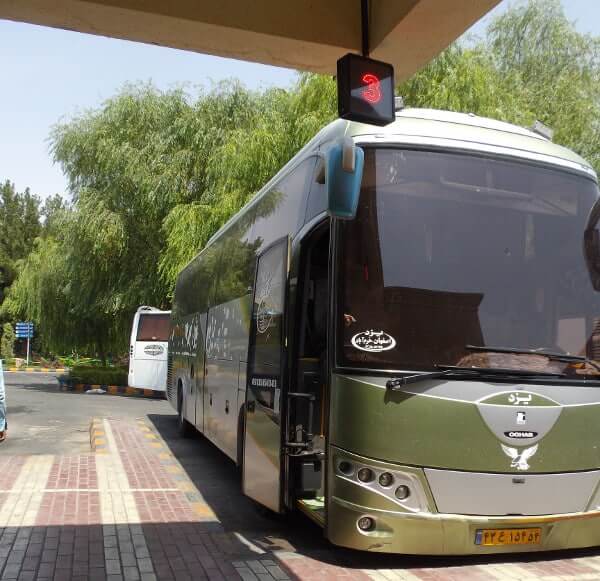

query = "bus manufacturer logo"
[
  {"left": 351, "top": 330, "right": 396, "bottom": 352},
  {"left": 144, "top": 344, "right": 164, "bottom": 357},
  {"left": 504, "top": 431, "right": 537, "bottom": 439},
  {"left": 501, "top": 444, "right": 538, "bottom": 471}
]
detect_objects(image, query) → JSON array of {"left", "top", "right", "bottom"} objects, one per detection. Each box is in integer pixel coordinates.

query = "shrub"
[
  {"left": 1, "top": 323, "right": 15, "bottom": 361},
  {"left": 58, "top": 355, "right": 102, "bottom": 368},
  {"left": 69, "top": 364, "right": 127, "bottom": 386}
]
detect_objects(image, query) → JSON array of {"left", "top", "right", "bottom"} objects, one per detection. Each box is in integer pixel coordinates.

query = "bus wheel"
[{"left": 177, "top": 383, "right": 193, "bottom": 438}]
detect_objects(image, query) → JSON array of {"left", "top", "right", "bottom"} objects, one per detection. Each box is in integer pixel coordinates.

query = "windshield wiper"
[
  {"left": 466, "top": 344, "right": 600, "bottom": 372},
  {"left": 386, "top": 365, "right": 565, "bottom": 391}
]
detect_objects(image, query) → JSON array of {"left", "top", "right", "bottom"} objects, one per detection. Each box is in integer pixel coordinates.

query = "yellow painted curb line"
[
  {"left": 6, "top": 368, "right": 68, "bottom": 373},
  {"left": 135, "top": 418, "right": 218, "bottom": 521},
  {"left": 89, "top": 418, "right": 108, "bottom": 455}
]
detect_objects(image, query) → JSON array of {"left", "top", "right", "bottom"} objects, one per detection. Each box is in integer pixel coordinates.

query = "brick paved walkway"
[{"left": 3, "top": 418, "right": 600, "bottom": 580}]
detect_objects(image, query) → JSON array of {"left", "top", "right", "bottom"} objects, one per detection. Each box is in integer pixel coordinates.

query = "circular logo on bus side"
[
  {"left": 144, "top": 344, "right": 164, "bottom": 356},
  {"left": 256, "top": 299, "right": 273, "bottom": 334},
  {"left": 351, "top": 330, "right": 396, "bottom": 352}
]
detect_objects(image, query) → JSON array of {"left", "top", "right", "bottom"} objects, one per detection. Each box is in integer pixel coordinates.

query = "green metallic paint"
[
  {"left": 326, "top": 496, "right": 600, "bottom": 554},
  {"left": 326, "top": 444, "right": 600, "bottom": 554},
  {"left": 330, "top": 374, "right": 600, "bottom": 473}
]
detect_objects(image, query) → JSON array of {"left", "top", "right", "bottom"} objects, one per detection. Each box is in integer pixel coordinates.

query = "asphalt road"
[{"left": 2, "top": 372, "right": 174, "bottom": 455}]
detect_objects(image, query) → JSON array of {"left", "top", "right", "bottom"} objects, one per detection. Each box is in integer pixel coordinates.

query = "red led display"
[
  {"left": 361, "top": 73, "right": 382, "bottom": 104},
  {"left": 337, "top": 53, "right": 395, "bottom": 126}
]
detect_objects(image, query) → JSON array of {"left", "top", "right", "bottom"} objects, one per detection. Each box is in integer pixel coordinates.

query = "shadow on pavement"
[
  {"left": 147, "top": 412, "right": 600, "bottom": 577},
  {"left": 0, "top": 521, "right": 294, "bottom": 580}
]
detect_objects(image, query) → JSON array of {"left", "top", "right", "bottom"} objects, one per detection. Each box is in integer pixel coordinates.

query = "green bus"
[{"left": 167, "top": 105, "right": 600, "bottom": 554}]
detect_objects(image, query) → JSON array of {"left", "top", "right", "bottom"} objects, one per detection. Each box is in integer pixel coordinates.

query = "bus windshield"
[
  {"left": 137, "top": 314, "right": 170, "bottom": 342},
  {"left": 337, "top": 147, "right": 600, "bottom": 378}
]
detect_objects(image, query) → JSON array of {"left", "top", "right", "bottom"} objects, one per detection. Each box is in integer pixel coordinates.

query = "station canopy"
[{"left": 0, "top": 0, "right": 499, "bottom": 81}]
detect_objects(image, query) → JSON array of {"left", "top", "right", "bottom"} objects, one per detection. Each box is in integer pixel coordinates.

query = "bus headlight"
[
  {"left": 357, "top": 516, "right": 375, "bottom": 532},
  {"left": 357, "top": 468, "right": 374, "bottom": 483},
  {"left": 333, "top": 449, "right": 430, "bottom": 513},
  {"left": 338, "top": 461, "right": 354, "bottom": 476},
  {"left": 395, "top": 485, "right": 410, "bottom": 500}
]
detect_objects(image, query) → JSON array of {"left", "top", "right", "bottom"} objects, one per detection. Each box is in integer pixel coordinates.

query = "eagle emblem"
[{"left": 501, "top": 444, "right": 538, "bottom": 471}]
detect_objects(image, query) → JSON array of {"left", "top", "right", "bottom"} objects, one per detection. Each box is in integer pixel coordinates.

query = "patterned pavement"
[{"left": 3, "top": 414, "right": 600, "bottom": 580}]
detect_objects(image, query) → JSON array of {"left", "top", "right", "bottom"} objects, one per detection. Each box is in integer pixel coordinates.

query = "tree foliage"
[
  {"left": 0, "top": 181, "right": 41, "bottom": 302},
  {"left": 6, "top": 0, "right": 600, "bottom": 357},
  {"left": 400, "top": 0, "right": 600, "bottom": 172},
  {"left": 0, "top": 322, "right": 14, "bottom": 361}
]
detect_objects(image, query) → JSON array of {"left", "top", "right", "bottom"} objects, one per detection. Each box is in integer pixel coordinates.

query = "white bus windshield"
[
  {"left": 337, "top": 148, "right": 600, "bottom": 378},
  {"left": 137, "top": 314, "right": 170, "bottom": 342}
]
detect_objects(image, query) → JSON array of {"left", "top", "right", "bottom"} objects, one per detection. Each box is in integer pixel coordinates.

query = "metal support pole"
[
  {"left": 26, "top": 334, "right": 30, "bottom": 366},
  {"left": 361, "top": 0, "right": 370, "bottom": 57}
]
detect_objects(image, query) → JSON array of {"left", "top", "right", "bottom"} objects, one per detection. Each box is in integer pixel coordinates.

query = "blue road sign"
[{"left": 15, "top": 322, "right": 34, "bottom": 339}]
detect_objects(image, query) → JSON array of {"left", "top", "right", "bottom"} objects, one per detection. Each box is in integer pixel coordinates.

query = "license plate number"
[{"left": 475, "top": 528, "right": 541, "bottom": 546}]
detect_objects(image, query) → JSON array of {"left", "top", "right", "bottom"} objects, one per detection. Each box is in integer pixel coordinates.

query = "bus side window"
[
  {"left": 252, "top": 158, "right": 316, "bottom": 250},
  {"left": 305, "top": 159, "right": 327, "bottom": 224}
]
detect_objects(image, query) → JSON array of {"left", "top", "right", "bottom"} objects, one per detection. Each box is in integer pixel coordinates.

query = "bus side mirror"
[{"left": 325, "top": 138, "right": 364, "bottom": 220}]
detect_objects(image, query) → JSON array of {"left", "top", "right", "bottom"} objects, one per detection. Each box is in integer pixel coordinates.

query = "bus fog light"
[
  {"left": 357, "top": 516, "right": 375, "bottom": 531},
  {"left": 378, "top": 472, "right": 394, "bottom": 487},
  {"left": 338, "top": 461, "right": 354, "bottom": 476},
  {"left": 395, "top": 485, "right": 410, "bottom": 500},
  {"left": 357, "top": 468, "right": 374, "bottom": 482}
]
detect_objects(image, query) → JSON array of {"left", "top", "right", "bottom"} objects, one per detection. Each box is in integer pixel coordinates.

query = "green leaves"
[{"left": 400, "top": 0, "right": 600, "bottom": 173}]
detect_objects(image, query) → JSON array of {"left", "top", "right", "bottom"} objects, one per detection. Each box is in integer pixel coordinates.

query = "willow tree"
[
  {"left": 399, "top": 0, "right": 600, "bottom": 174},
  {"left": 5, "top": 76, "right": 336, "bottom": 355}
]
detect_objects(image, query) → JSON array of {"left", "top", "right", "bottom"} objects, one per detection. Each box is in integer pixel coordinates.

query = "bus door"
[{"left": 243, "top": 237, "right": 288, "bottom": 512}]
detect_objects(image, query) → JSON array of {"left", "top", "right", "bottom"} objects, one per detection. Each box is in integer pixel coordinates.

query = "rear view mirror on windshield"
[{"left": 325, "top": 138, "right": 364, "bottom": 220}]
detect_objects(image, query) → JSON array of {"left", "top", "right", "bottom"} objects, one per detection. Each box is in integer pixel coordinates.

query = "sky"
[{"left": 1, "top": 0, "right": 599, "bottom": 199}]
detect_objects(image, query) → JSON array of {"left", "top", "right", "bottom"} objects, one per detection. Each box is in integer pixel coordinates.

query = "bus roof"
[
  {"left": 311, "top": 108, "right": 596, "bottom": 180},
  {"left": 188, "top": 107, "right": 596, "bottom": 274},
  {"left": 135, "top": 306, "right": 171, "bottom": 315}
]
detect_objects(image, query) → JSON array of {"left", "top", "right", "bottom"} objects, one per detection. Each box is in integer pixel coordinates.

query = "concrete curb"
[
  {"left": 5, "top": 367, "right": 68, "bottom": 373},
  {"left": 89, "top": 417, "right": 108, "bottom": 454},
  {"left": 58, "top": 379, "right": 165, "bottom": 399}
]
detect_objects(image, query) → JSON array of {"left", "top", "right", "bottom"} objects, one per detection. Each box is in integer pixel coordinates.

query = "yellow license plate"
[{"left": 475, "top": 528, "right": 541, "bottom": 546}]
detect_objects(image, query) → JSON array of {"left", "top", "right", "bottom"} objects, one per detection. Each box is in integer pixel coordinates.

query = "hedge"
[{"left": 69, "top": 364, "right": 127, "bottom": 386}]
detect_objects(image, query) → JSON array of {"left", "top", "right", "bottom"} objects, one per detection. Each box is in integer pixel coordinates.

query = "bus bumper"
[
  {"left": 327, "top": 496, "right": 600, "bottom": 554},
  {"left": 326, "top": 447, "right": 600, "bottom": 554}
]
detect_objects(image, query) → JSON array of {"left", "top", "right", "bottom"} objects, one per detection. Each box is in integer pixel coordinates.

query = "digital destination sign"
[{"left": 337, "top": 53, "right": 395, "bottom": 126}]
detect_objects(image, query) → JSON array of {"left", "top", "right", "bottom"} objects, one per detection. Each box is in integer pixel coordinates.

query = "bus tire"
[{"left": 177, "top": 382, "right": 194, "bottom": 438}]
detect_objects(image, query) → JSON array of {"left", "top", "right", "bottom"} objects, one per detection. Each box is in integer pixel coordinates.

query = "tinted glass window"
[
  {"left": 337, "top": 148, "right": 600, "bottom": 377},
  {"left": 252, "top": 158, "right": 315, "bottom": 252},
  {"left": 305, "top": 159, "right": 327, "bottom": 222},
  {"left": 174, "top": 244, "right": 219, "bottom": 317},
  {"left": 213, "top": 207, "right": 257, "bottom": 306},
  {"left": 137, "top": 314, "right": 170, "bottom": 341},
  {"left": 248, "top": 239, "right": 287, "bottom": 407}
]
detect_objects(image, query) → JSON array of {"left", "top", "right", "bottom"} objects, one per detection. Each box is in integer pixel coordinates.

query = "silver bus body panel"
[{"left": 425, "top": 468, "right": 600, "bottom": 516}]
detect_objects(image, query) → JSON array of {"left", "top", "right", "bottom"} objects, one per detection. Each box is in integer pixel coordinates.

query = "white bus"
[{"left": 128, "top": 306, "right": 171, "bottom": 392}]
